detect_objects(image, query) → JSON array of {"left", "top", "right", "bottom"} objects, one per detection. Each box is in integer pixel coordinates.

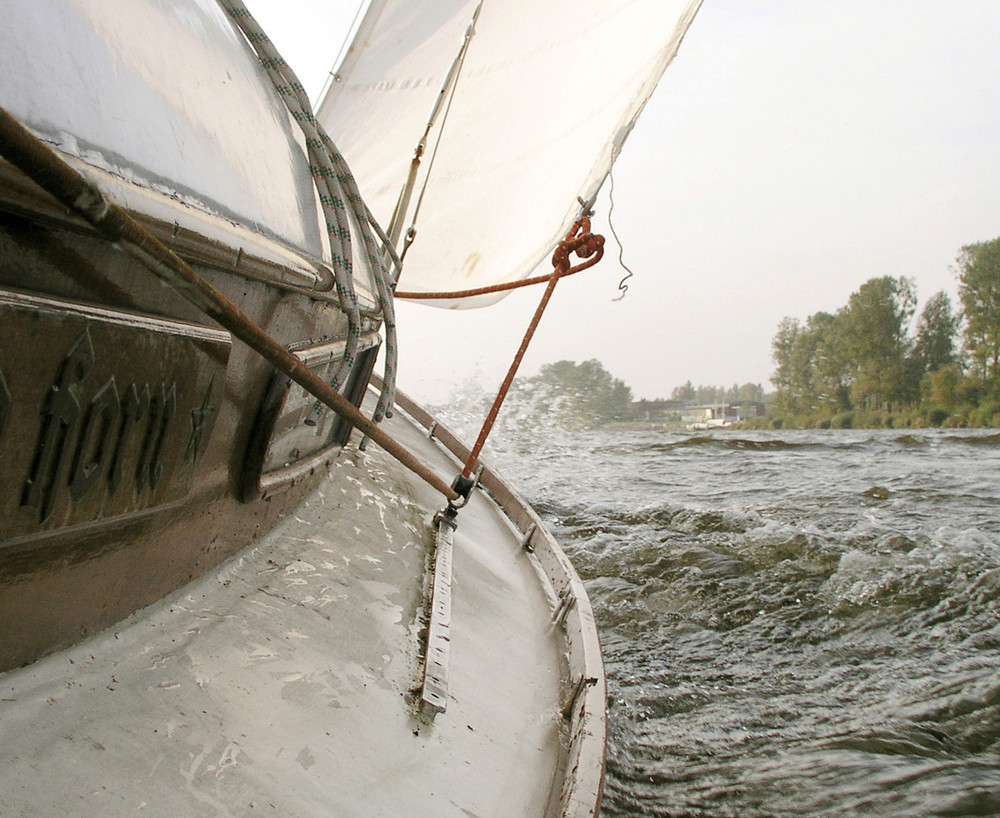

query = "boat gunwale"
[
  {"left": 0, "top": 158, "right": 380, "bottom": 310},
  {"left": 387, "top": 383, "right": 607, "bottom": 818}
]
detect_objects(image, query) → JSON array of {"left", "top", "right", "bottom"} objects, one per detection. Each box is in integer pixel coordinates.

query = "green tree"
[
  {"left": 770, "top": 312, "right": 848, "bottom": 417},
  {"left": 671, "top": 380, "right": 695, "bottom": 402},
  {"left": 736, "top": 383, "right": 765, "bottom": 403},
  {"left": 695, "top": 384, "right": 723, "bottom": 404},
  {"left": 838, "top": 276, "right": 916, "bottom": 410},
  {"left": 921, "top": 363, "right": 962, "bottom": 416},
  {"left": 808, "top": 311, "right": 852, "bottom": 412},
  {"left": 913, "top": 290, "right": 958, "bottom": 373},
  {"left": 526, "top": 359, "right": 632, "bottom": 426},
  {"left": 956, "top": 237, "right": 1000, "bottom": 384},
  {"left": 770, "top": 316, "right": 801, "bottom": 411}
]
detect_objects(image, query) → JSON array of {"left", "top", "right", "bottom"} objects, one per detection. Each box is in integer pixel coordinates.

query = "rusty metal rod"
[
  {"left": 0, "top": 106, "right": 459, "bottom": 503},
  {"left": 461, "top": 269, "right": 561, "bottom": 478},
  {"left": 460, "top": 219, "right": 604, "bottom": 479}
]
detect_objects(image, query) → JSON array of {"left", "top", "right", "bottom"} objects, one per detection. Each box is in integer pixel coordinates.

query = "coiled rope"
[
  {"left": 220, "top": 0, "right": 399, "bottom": 426},
  {"left": 216, "top": 4, "right": 609, "bottom": 512}
]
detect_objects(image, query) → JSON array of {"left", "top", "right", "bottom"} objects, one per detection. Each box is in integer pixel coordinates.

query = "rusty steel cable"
[
  {"left": 460, "top": 217, "right": 604, "bottom": 480},
  {"left": 0, "top": 105, "right": 460, "bottom": 503}
]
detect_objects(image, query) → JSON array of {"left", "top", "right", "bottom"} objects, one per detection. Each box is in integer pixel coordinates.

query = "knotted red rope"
[
  {"left": 459, "top": 217, "right": 605, "bottom": 482},
  {"left": 397, "top": 217, "right": 605, "bottom": 302}
]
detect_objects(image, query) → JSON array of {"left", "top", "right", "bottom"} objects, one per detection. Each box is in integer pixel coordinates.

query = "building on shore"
[{"left": 629, "top": 400, "right": 765, "bottom": 427}]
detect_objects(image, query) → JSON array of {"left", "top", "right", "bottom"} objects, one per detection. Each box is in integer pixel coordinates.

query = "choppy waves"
[{"left": 477, "top": 426, "right": 1000, "bottom": 816}]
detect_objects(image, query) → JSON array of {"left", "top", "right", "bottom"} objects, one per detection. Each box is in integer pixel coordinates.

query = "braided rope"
[
  {"left": 395, "top": 219, "right": 605, "bottom": 302},
  {"left": 395, "top": 258, "right": 594, "bottom": 301},
  {"left": 220, "top": 0, "right": 398, "bottom": 422}
]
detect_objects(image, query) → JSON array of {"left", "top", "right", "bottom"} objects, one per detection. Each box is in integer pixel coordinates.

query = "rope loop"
[
  {"left": 550, "top": 216, "right": 605, "bottom": 277},
  {"left": 395, "top": 216, "right": 605, "bottom": 301}
]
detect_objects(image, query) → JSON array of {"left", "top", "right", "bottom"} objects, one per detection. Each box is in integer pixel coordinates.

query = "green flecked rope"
[{"left": 220, "top": 0, "right": 399, "bottom": 425}]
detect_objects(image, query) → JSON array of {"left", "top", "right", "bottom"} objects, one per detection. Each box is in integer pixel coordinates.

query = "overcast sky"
[{"left": 249, "top": 0, "right": 1000, "bottom": 403}]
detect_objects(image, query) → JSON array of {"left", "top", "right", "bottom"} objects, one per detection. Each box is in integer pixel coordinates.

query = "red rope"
[
  {"left": 396, "top": 218, "right": 605, "bottom": 301},
  {"left": 460, "top": 218, "right": 604, "bottom": 478},
  {"left": 396, "top": 260, "right": 588, "bottom": 300}
]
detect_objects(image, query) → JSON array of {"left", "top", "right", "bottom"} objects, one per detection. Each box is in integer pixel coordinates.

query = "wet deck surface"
[{"left": 0, "top": 404, "right": 565, "bottom": 817}]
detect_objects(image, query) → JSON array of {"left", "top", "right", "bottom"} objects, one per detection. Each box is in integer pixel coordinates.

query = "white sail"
[{"left": 317, "top": 0, "right": 703, "bottom": 307}]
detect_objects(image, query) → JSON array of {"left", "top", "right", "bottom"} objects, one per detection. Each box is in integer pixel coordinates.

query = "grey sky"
[{"left": 251, "top": 0, "right": 1000, "bottom": 403}]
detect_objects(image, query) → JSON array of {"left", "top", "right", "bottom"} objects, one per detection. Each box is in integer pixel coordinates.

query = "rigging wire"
[
  {"left": 318, "top": 0, "right": 371, "bottom": 102},
  {"left": 396, "top": 0, "right": 484, "bottom": 267},
  {"left": 607, "top": 168, "right": 635, "bottom": 301}
]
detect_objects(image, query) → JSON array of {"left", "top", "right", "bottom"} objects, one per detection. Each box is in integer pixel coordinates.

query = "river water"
[{"left": 466, "top": 422, "right": 1000, "bottom": 816}]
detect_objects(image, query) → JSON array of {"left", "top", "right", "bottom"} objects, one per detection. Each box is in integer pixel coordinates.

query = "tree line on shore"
[
  {"left": 767, "top": 236, "right": 1000, "bottom": 428},
  {"left": 516, "top": 363, "right": 770, "bottom": 427},
  {"left": 441, "top": 232, "right": 1000, "bottom": 432},
  {"left": 666, "top": 381, "right": 766, "bottom": 405},
  {"left": 510, "top": 359, "right": 634, "bottom": 426}
]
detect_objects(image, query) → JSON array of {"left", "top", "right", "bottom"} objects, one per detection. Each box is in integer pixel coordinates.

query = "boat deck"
[{"left": 0, "top": 397, "right": 585, "bottom": 816}]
